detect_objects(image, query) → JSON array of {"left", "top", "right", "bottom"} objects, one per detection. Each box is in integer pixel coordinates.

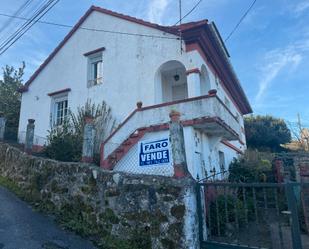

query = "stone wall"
[{"left": 0, "top": 142, "right": 198, "bottom": 249}]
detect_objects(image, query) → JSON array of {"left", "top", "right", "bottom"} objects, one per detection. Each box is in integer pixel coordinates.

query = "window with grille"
[{"left": 51, "top": 95, "right": 68, "bottom": 127}]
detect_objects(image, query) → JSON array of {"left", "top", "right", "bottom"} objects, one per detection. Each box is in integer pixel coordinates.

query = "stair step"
[
  {"left": 137, "top": 127, "right": 147, "bottom": 132},
  {"left": 130, "top": 133, "right": 139, "bottom": 138},
  {"left": 104, "top": 129, "right": 147, "bottom": 170},
  {"left": 123, "top": 140, "right": 132, "bottom": 146},
  {"left": 115, "top": 148, "right": 124, "bottom": 153}
]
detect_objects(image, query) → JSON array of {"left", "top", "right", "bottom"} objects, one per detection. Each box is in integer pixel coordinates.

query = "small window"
[
  {"left": 218, "top": 151, "right": 226, "bottom": 173},
  {"left": 87, "top": 53, "right": 103, "bottom": 87},
  {"left": 51, "top": 95, "right": 68, "bottom": 126}
]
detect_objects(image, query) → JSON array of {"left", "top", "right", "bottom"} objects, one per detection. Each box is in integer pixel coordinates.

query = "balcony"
[{"left": 102, "top": 91, "right": 241, "bottom": 160}]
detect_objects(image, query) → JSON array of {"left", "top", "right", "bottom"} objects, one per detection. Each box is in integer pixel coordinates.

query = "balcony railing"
[{"left": 103, "top": 92, "right": 241, "bottom": 159}]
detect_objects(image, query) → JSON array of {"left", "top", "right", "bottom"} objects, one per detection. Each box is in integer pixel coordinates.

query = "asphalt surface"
[{"left": 0, "top": 186, "right": 97, "bottom": 249}]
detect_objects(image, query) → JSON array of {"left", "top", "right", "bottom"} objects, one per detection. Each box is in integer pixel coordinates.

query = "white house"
[{"left": 18, "top": 6, "right": 252, "bottom": 180}]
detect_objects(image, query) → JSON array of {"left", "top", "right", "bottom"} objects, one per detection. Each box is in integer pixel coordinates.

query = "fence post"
[
  {"left": 0, "top": 112, "right": 6, "bottom": 141},
  {"left": 285, "top": 183, "right": 303, "bottom": 249},
  {"left": 25, "top": 119, "right": 35, "bottom": 154},
  {"left": 169, "top": 110, "right": 189, "bottom": 178},
  {"left": 299, "top": 161, "right": 309, "bottom": 235},
  {"left": 82, "top": 115, "right": 95, "bottom": 163}
]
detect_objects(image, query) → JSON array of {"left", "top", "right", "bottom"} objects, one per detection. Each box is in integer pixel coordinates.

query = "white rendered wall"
[
  {"left": 18, "top": 11, "right": 190, "bottom": 142},
  {"left": 19, "top": 9, "right": 247, "bottom": 154}
]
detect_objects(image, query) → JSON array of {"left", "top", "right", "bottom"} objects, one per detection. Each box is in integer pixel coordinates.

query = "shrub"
[
  {"left": 228, "top": 149, "right": 275, "bottom": 183},
  {"left": 44, "top": 121, "right": 82, "bottom": 162},
  {"left": 44, "top": 100, "right": 116, "bottom": 163}
]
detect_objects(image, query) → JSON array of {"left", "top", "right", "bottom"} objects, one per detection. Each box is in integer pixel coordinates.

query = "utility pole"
[
  {"left": 297, "top": 113, "right": 302, "bottom": 131},
  {"left": 179, "top": 0, "right": 183, "bottom": 54}
]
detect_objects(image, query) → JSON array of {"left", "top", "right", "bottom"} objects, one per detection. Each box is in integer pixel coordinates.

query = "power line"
[
  {"left": 0, "top": 0, "right": 34, "bottom": 35},
  {"left": 0, "top": 12, "right": 180, "bottom": 41},
  {"left": 225, "top": 0, "right": 257, "bottom": 42},
  {"left": 0, "top": 0, "right": 60, "bottom": 55},
  {"left": 173, "top": 0, "right": 203, "bottom": 26},
  {"left": 0, "top": 0, "right": 52, "bottom": 48}
]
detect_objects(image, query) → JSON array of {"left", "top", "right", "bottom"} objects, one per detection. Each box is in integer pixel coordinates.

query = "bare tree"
[{"left": 285, "top": 114, "right": 309, "bottom": 151}]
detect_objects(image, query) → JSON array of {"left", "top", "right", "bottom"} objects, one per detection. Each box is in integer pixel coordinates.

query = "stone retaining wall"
[{"left": 0, "top": 142, "right": 198, "bottom": 249}]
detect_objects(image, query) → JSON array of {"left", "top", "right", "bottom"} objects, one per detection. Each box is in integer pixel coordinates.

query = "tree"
[
  {"left": 0, "top": 62, "right": 25, "bottom": 140},
  {"left": 283, "top": 115, "right": 309, "bottom": 151},
  {"left": 245, "top": 115, "right": 291, "bottom": 152}
]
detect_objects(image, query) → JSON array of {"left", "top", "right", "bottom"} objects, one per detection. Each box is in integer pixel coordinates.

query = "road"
[{"left": 0, "top": 186, "right": 96, "bottom": 249}]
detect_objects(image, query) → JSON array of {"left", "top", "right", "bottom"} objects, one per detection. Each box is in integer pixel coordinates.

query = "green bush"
[
  {"left": 44, "top": 121, "right": 82, "bottom": 162},
  {"left": 228, "top": 150, "right": 275, "bottom": 183},
  {"left": 43, "top": 100, "right": 115, "bottom": 163}
]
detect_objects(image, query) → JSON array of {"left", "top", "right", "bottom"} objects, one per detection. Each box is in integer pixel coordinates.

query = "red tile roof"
[{"left": 21, "top": 5, "right": 206, "bottom": 92}]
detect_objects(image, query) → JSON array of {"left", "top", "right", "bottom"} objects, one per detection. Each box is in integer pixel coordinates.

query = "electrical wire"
[
  {"left": 0, "top": 0, "right": 34, "bottom": 34},
  {"left": 0, "top": 0, "right": 52, "bottom": 48},
  {"left": 224, "top": 0, "right": 257, "bottom": 42},
  {"left": 0, "top": 12, "right": 180, "bottom": 41},
  {"left": 173, "top": 0, "right": 203, "bottom": 26},
  {"left": 0, "top": 0, "right": 60, "bottom": 55}
]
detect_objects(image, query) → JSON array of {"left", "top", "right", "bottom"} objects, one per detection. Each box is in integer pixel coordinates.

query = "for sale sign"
[{"left": 138, "top": 138, "right": 170, "bottom": 166}]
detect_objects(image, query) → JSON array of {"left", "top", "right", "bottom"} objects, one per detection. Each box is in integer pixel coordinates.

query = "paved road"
[{"left": 0, "top": 186, "right": 97, "bottom": 249}]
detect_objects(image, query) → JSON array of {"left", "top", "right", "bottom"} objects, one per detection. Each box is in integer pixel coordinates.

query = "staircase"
[
  {"left": 101, "top": 128, "right": 147, "bottom": 170},
  {"left": 100, "top": 93, "right": 241, "bottom": 170}
]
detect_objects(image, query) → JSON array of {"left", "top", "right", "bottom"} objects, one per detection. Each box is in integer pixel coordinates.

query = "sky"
[{"left": 0, "top": 0, "right": 309, "bottom": 126}]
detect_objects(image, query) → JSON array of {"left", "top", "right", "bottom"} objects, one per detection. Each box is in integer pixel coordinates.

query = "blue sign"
[{"left": 139, "top": 138, "right": 170, "bottom": 166}]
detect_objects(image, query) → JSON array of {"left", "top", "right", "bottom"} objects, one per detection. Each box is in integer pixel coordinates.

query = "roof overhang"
[{"left": 181, "top": 23, "right": 252, "bottom": 115}]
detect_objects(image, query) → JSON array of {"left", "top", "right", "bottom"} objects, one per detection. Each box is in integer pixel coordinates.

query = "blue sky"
[{"left": 0, "top": 0, "right": 309, "bottom": 126}]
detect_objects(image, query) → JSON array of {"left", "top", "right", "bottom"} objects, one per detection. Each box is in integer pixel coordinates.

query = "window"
[
  {"left": 51, "top": 96, "right": 68, "bottom": 126},
  {"left": 218, "top": 151, "right": 226, "bottom": 173},
  {"left": 88, "top": 53, "right": 103, "bottom": 87}
]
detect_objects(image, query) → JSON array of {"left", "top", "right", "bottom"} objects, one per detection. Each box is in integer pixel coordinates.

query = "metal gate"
[{"left": 196, "top": 182, "right": 309, "bottom": 249}]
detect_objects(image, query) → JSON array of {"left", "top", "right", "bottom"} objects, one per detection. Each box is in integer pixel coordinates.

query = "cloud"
[
  {"left": 294, "top": 0, "right": 309, "bottom": 14},
  {"left": 147, "top": 0, "right": 170, "bottom": 24},
  {"left": 255, "top": 44, "right": 306, "bottom": 105}
]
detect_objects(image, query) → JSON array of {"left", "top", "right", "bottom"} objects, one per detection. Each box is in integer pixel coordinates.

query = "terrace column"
[
  {"left": 25, "top": 119, "right": 35, "bottom": 154},
  {"left": 169, "top": 110, "right": 190, "bottom": 178},
  {"left": 82, "top": 116, "right": 95, "bottom": 163},
  {"left": 0, "top": 112, "right": 6, "bottom": 141},
  {"left": 186, "top": 68, "right": 201, "bottom": 98}
]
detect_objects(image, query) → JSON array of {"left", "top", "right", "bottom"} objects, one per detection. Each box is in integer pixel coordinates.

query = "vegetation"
[
  {"left": 0, "top": 63, "right": 25, "bottom": 140},
  {"left": 44, "top": 100, "right": 115, "bottom": 163},
  {"left": 228, "top": 149, "right": 274, "bottom": 183},
  {"left": 245, "top": 115, "right": 291, "bottom": 152},
  {"left": 44, "top": 121, "right": 82, "bottom": 162}
]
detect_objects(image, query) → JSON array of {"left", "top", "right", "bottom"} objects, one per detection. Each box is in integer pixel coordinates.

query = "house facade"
[{"left": 18, "top": 6, "right": 252, "bottom": 180}]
